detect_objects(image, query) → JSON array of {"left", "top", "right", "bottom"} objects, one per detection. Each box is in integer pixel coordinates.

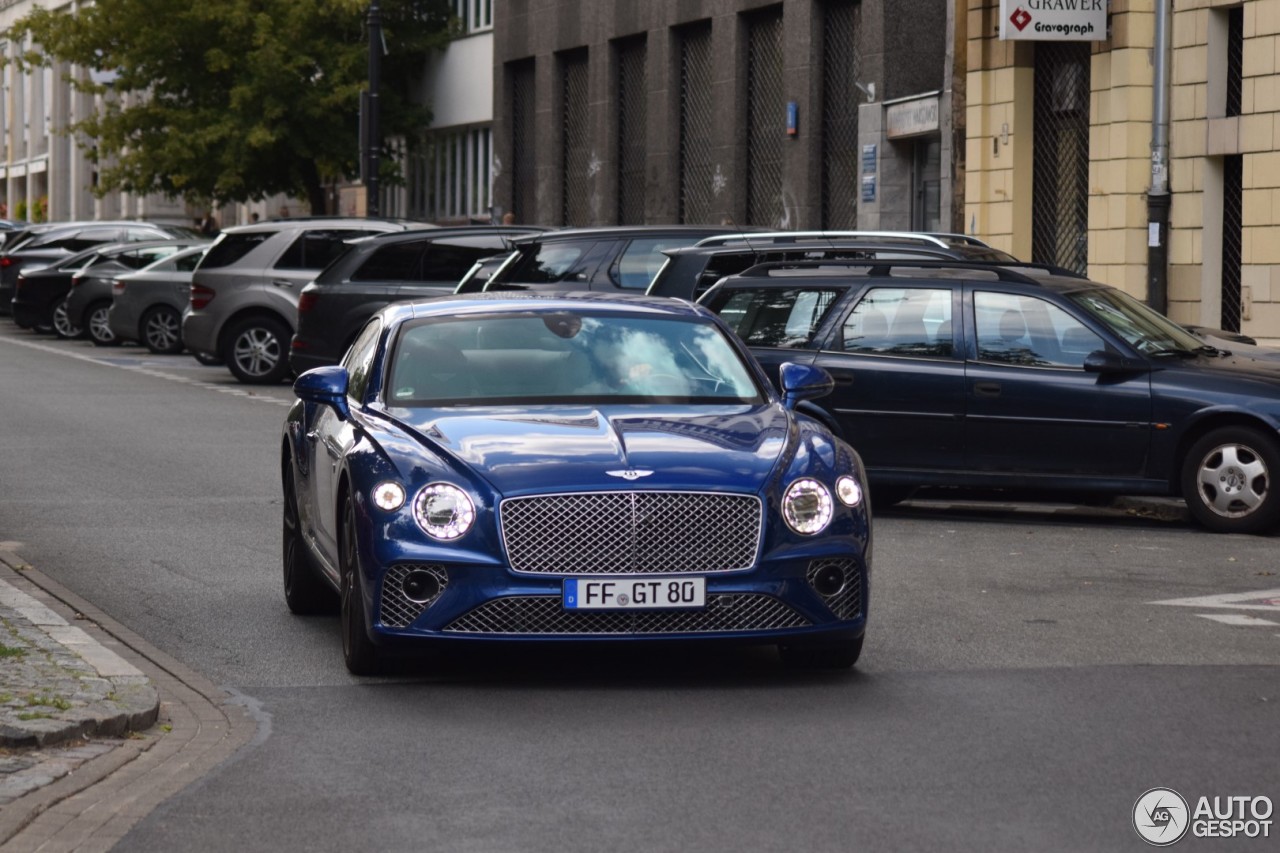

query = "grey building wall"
[{"left": 492, "top": 0, "right": 950, "bottom": 231}]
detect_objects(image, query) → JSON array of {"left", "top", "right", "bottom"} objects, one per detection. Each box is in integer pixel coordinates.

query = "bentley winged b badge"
[{"left": 605, "top": 469, "right": 654, "bottom": 481}]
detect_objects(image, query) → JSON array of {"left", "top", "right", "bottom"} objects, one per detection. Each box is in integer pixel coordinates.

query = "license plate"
[{"left": 563, "top": 577, "right": 705, "bottom": 610}]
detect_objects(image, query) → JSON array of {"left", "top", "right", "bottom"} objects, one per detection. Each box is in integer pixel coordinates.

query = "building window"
[
  {"left": 455, "top": 0, "right": 492, "bottom": 34},
  {"left": 1226, "top": 6, "right": 1243, "bottom": 118},
  {"left": 746, "top": 9, "right": 784, "bottom": 228},
  {"left": 559, "top": 49, "right": 590, "bottom": 226},
  {"left": 677, "top": 22, "right": 714, "bottom": 224},
  {"left": 615, "top": 36, "right": 647, "bottom": 225},
  {"left": 509, "top": 59, "right": 536, "bottom": 223},
  {"left": 1032, "top": 42, "right": 1090, "bottom": 275},
  {"left": 821, "top": 0, "right": 862, "bottom": 230},
  {"left": 1221, "top": 154, "right": 1243, "bottom": 332},
  {"left": 409, "top": 125, "right": 493, "bottom": 222}
]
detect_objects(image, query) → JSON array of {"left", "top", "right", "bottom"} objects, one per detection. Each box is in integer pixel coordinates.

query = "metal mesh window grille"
[
  {"left": 678, "top": 23, "right": 714, "bottom": 224},
  {"left": 1032, "top": 42, "right": 1091, "bottom": 275},
  {"left": 616, "top": 37, "right": 647, "bottom": 224},
  {"left": 1226, "top": 6, "right": 1243, "bottom": 117},
  {"left": 510, "top": 60, "right": 536, "bottom": 224},
  {"left": 821, "top": 1, "right": 861, "bottom": 230},
  {"left": 406, "top": 126, "right": 493, "bottom": 222},
  {"left": 561, "top": 51, "right": 591, "bottom": 227},
  {"left": 1222, "top": 154, "right": 1243, "bottom": 332},
  {"left": 747, "top": 11, "right": 785, "bottom": 228}
]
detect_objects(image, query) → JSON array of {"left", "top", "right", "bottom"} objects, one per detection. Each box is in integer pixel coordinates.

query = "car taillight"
[
  {"left": 70, "top": 276, "right": 84, "bottom": 288},
  {"left": 297, "top": 292, "right": 318, "bottom": 314},
  {"left": 190, "top": 284, "right": 215, "bottom": 310},
  {"left": 0, "top": 257, "right": 11, "bottom": 268},
  {"left": 112, "top": 279, "right": 125, "bottom": 294}
]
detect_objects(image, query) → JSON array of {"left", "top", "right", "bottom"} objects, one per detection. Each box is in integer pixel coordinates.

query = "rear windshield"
[
  {"left": 199, "top": 233, "right": 272, "bottom": 269},
  {"left": 707, "top": 287, "right": 843, "bottom": 348},
  {"left": 498, "top": 242, "right": 591, "bottom": 284}
]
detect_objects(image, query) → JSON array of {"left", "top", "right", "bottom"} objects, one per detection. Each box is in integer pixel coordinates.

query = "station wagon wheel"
[
  {"left": 87, "top": 301, "right": 120, "bottom": 346},
  {"left": 225, "top": 316, "right": 291, "bottom": 385},
  {"left": 282, "top": 461, "right": 337, "bottom": 615},
  {"left": 340, "top": 493, "right": 382, "bottom": 675},
  {"left": 52, "top": 302, "right": 85, "bottom": 339},
  {"left": 1181, "top": 426, "right": 1280, "bottom": 534},
  {"left": 141, "top": 305, "right": 184, "bottom": 355},
  {"left": 778, "top": 634, "right": 864, "bottom": 670}
]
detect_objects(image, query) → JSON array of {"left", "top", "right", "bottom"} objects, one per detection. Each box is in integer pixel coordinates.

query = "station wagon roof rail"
[
  {"left": 731, "top": 258, "right": 1077, "bottom": 286},
  {"left": 693, "top": 231, "right": 996, "bottom": 249}
]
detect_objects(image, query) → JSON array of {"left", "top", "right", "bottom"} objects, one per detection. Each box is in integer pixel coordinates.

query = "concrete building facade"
[
  {"left": 965, "top": 0, "right": 1280, "bottom": 344},
  {"left": 490, "top": 0, "right": 956, "bottom": 233}
]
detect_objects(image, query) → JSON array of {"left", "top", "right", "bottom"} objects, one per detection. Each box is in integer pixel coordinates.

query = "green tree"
[{"left": 8, "top": 0, "right": 453, "bottom": 214}]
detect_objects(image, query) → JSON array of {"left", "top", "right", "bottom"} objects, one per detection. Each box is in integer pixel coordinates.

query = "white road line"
[
  {"left": 1195, "top": 613, "right": 1280, "bottom": 627},
  {"left": 0, "top": 335, "right": 294, "bottom": 407},
  {"left": 1149, "top": 588, "right": 1280, "bottom": 612}
]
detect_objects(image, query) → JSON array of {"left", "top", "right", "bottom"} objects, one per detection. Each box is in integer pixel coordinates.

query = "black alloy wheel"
[
  {"left": 1181, "top": 426, "right": 1280, "bottom": 534},
  {"left": 224, "top": 315, "right": 292, "bottom": 384},
  {"left": 86, "top": 301, "right": 120, "bottom": 346},
  {"left": 141, "top": 305, "right": 184, "bottom": 355},
  {"left": 340, "top": 493, "right": 381, "bottom": 675},
  {"left": 282, "top": 461, "right": 336, "bottom": 614}
]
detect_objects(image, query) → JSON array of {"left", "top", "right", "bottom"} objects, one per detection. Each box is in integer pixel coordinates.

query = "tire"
[
  {"left": 1181, "top": 426, "right": 1280, "bottom": 534},
  {"left": 86, "top": 301, "right": 121, "bottom": 346},
  {"left": 193, "top": 351, "right": 224, "bottom": 366},
  {"left": 340, "top": 493, "right": 381, "bottom": 675},
  {"left": 52, "top": 302, "right": 85, "bottom": 339},
  {"left": 224, "top": 315, "right": 291, "bottom": 384},
  {"left": 779, "top": 635, "right": 864, "bottom": 670},
  {"left": 282, "top": 461, "right": 337, "bottom": 615},
  {"left": 140, "top": 305, "right": 184, "bottom": 355}
]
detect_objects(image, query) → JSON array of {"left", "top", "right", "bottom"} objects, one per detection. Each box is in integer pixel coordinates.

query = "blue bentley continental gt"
[{"left": 281, "top": 293, "right": 871, "bottom": 674}]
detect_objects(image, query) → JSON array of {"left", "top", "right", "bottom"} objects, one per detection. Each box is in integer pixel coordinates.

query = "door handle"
[
  {"left": 973, "top": 382, "right": 1002, "bottom": 397},
  {"left": 305, "top": 430, "right": 319, "bottom": 441},
  {"left": 832, "top": 374, "right": 854, "bottom": 385},
  {"left": 271, "top": 279, "right": 294, "bottom": 288}
]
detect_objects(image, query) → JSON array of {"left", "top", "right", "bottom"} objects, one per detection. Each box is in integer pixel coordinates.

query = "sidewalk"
[{"left": 0, "top": 554, "right": 159, "bottom": 804}]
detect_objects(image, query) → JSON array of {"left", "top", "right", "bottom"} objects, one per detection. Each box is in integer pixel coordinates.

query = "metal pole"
[
  {"left": 366, "top": 0, "right": 382, "bottom": 218},
  {"left": 1148, "top": 0, "right": 1172, "bottom": 312}
]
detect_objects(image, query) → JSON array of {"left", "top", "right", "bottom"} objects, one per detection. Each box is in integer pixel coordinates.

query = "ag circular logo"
[{"left": 1134, "top": 788, "right": 1190, "bottom": 846}]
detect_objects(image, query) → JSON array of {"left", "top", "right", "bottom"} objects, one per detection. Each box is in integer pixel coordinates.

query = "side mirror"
[
  {"left": 1083, "top": 350, "right": 1149, "bottom": 375},
  {"left": 294, "top": 366, "right": 352, "bottom": 420},
  {"left": 779, "top": 362, "right": 834, "bottom": 408}
]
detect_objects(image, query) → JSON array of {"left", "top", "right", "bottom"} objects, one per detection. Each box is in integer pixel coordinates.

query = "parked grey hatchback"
[
  {"left": 182, "top": 218, "right": 429, "bottom": 384},
  {"left": 107, "top": 245, "right": 209, "bottom": 354}
]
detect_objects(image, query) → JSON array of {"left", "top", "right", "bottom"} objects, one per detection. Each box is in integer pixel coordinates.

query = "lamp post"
[{"left": 365, "top": 0, "right": 382, "bottom": 217}]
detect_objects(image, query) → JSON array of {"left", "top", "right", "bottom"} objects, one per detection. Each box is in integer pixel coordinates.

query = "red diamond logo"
[{"left": 1010, "top": 7, "right": 1032, "bottom": 31}]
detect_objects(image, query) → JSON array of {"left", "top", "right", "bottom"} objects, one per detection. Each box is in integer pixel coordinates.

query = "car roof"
[
  {"left": 711, "top": 258, "right": 1103, "bottom": 295},
  {"left": 219, "top": 217, "right": 428, "bottom": 235},
  {"left": 348, "top": 225, "right": 548, "bottom": 247},
  {"left": 392, "top": 290, "right": 705, "bottom": 324},
  {"left": 693, "top": 230, "right": 998, "bottom": 250},
  {"left": 508, "top": 225, "right": 762, "bottom": 246}
]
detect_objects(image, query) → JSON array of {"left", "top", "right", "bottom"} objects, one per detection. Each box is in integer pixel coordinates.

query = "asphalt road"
[{"left": 1, "top": 327, "right": 1277, "bottom": 852}]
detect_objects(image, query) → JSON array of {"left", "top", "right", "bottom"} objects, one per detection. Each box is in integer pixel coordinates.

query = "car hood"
[{"left": 382, "top": 404, "right": 791, "bottom": 495}]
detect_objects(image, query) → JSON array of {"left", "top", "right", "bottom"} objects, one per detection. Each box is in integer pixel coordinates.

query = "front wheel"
[
  {"left": 778, "top": 635, "right": 864, "bottom": 670},
  {"left": 86, "top": 301, "right": 120, "bottom": 346},
  {"left": 224, "top": 316, "right": 291, "bottom": 384},
  {"left": 1181, "top": 426, "right": 1280, "bottom": 534},
  {"left": 340, "top": 494, "right": 381, "bottom": 675},
  {"left": 282, "top": 462, "right": 336, "bottom": 614}
]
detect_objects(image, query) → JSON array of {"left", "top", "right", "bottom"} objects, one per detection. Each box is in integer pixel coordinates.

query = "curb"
[{"left": 0, "top": 548, "right": 259, "bottom": 850}]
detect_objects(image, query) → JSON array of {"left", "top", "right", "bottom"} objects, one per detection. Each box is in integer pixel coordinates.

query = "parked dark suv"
[
  {"left": 289, "top": 225, "right": 545, "bottom": 374},
  {"left": 700, "top": 258, "right": 1280, "bottom": 534},
  {"left": 461, "top": 226, "right": 756, "bottom": 293},
  {"left": 182, "top": 218, "right": 427, "bottom": 384}
]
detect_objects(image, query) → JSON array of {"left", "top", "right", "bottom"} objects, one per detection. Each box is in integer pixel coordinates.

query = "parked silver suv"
[{"left": 182, "top": 218, "right": 428, "bottom": 383}]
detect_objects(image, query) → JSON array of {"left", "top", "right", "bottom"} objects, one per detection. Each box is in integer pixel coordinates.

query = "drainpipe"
[{"left": 1148, "top": 0, "right": 1172, "bottom": 313}]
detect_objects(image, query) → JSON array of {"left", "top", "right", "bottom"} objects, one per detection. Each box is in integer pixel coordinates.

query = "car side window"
[
  {"left": 842, "top": 287, "right": 953, "bottom": 357},
  {"left": 974, "top": 291, "right": 1103, "bottom": 367},
  {"left": 275, "top": 230, "right": 373, "bottom": 271},
  {"left": 613, "top": 239, "right": 687, "bottom": 289},
  {"left": 352, "top": 242, "right": 427, "bottom": 282},
  {"left": 173, "top": 251, "right": 204, "bottom": 272},
  {"left": 343, "top": 320, "right": 383, "bottom": 401},
  {"left": 714, "top": 287, "right": 841, "bottom": 348}
]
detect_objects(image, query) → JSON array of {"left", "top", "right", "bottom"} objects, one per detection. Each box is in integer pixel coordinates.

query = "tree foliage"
[{"left": 9, "top": 0, "right": 454, "bottom": 213}]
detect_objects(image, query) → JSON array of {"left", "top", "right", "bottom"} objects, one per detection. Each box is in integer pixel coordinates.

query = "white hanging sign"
[{"left": 999, "top": 0, "right": 1107, "bottom": 42}]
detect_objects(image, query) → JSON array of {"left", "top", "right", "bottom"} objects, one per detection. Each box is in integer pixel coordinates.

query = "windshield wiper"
[{"left": 1146, "top": 347, "right": 1198, "bottom": 358}]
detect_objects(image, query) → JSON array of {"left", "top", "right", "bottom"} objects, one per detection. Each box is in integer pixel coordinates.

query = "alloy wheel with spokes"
[
  {"left": 142, "top": 306, "right": 183, "bottom": 354},
  {"left": 52, "top": 302, "right": 84, "bottom": 339},
  {"left": 87, "top": 302, "right": 119, "bottom": 346},
  {"left": 1182, "top": 426, "right": 1280, "bottom": 534},
  {"left": 224, "top": 316, "right": 291, "bottom": 384}
]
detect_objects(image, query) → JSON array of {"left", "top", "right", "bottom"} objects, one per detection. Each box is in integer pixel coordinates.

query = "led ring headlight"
[
  {"left": 413, "top": 483, "right": 476, "bottom": 540},
  {"left": 782, "top": 478, "right": 833, "bottom": 535},
  {"left": 835, "top": 475, "right": 863, "bottom": 508}
]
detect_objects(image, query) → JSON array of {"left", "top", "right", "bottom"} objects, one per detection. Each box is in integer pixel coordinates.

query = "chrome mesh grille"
[
  {"left": 444, "top": 594, "right": 810, "bottom": 635},
  {"left": 379, "top": 564, "right": 448, "bottom": 628},
  {"left": 500, "top": 492, "right": 762, "bottom": 575},
  {"left": 806, "top": 558, "right": 862, "bottom": 621}
]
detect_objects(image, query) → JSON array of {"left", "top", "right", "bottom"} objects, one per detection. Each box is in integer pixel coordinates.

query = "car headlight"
[
  {"left": 835, "top": 475, "right": 863, "bottom": 508},
  {"left": 371, "top": 481, "right": 406, "bottom": 512},
  {"left": 782, "top": 478, "right": 833, "bottom": 535},
  {"left": 413, "top": 483, "right": 475, "bottom": 540}
]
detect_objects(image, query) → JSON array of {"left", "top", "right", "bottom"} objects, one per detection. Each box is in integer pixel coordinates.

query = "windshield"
[
  {"left": 388, "top": 312, "right": 764, "bottom": 406},
  {"left": 1066, "top": 287, "right": 1205, "bottom": 354}
]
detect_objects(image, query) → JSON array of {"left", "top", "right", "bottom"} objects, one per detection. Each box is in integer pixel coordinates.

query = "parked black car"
[
  {"left": 699, "top": 258, "right": 1280, "bottom": 534},
  {"left": 647, "top": 231, "right": 1021, "bottom": 301},
  {"left": 2, "top": 221, "right": 197, "bottom": 319},
  {"left": 288, "top": 226, "right": 545, "bottom": 374},
  {"left": 462, "top": 226, "right": 759, "bottom": 293}
]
